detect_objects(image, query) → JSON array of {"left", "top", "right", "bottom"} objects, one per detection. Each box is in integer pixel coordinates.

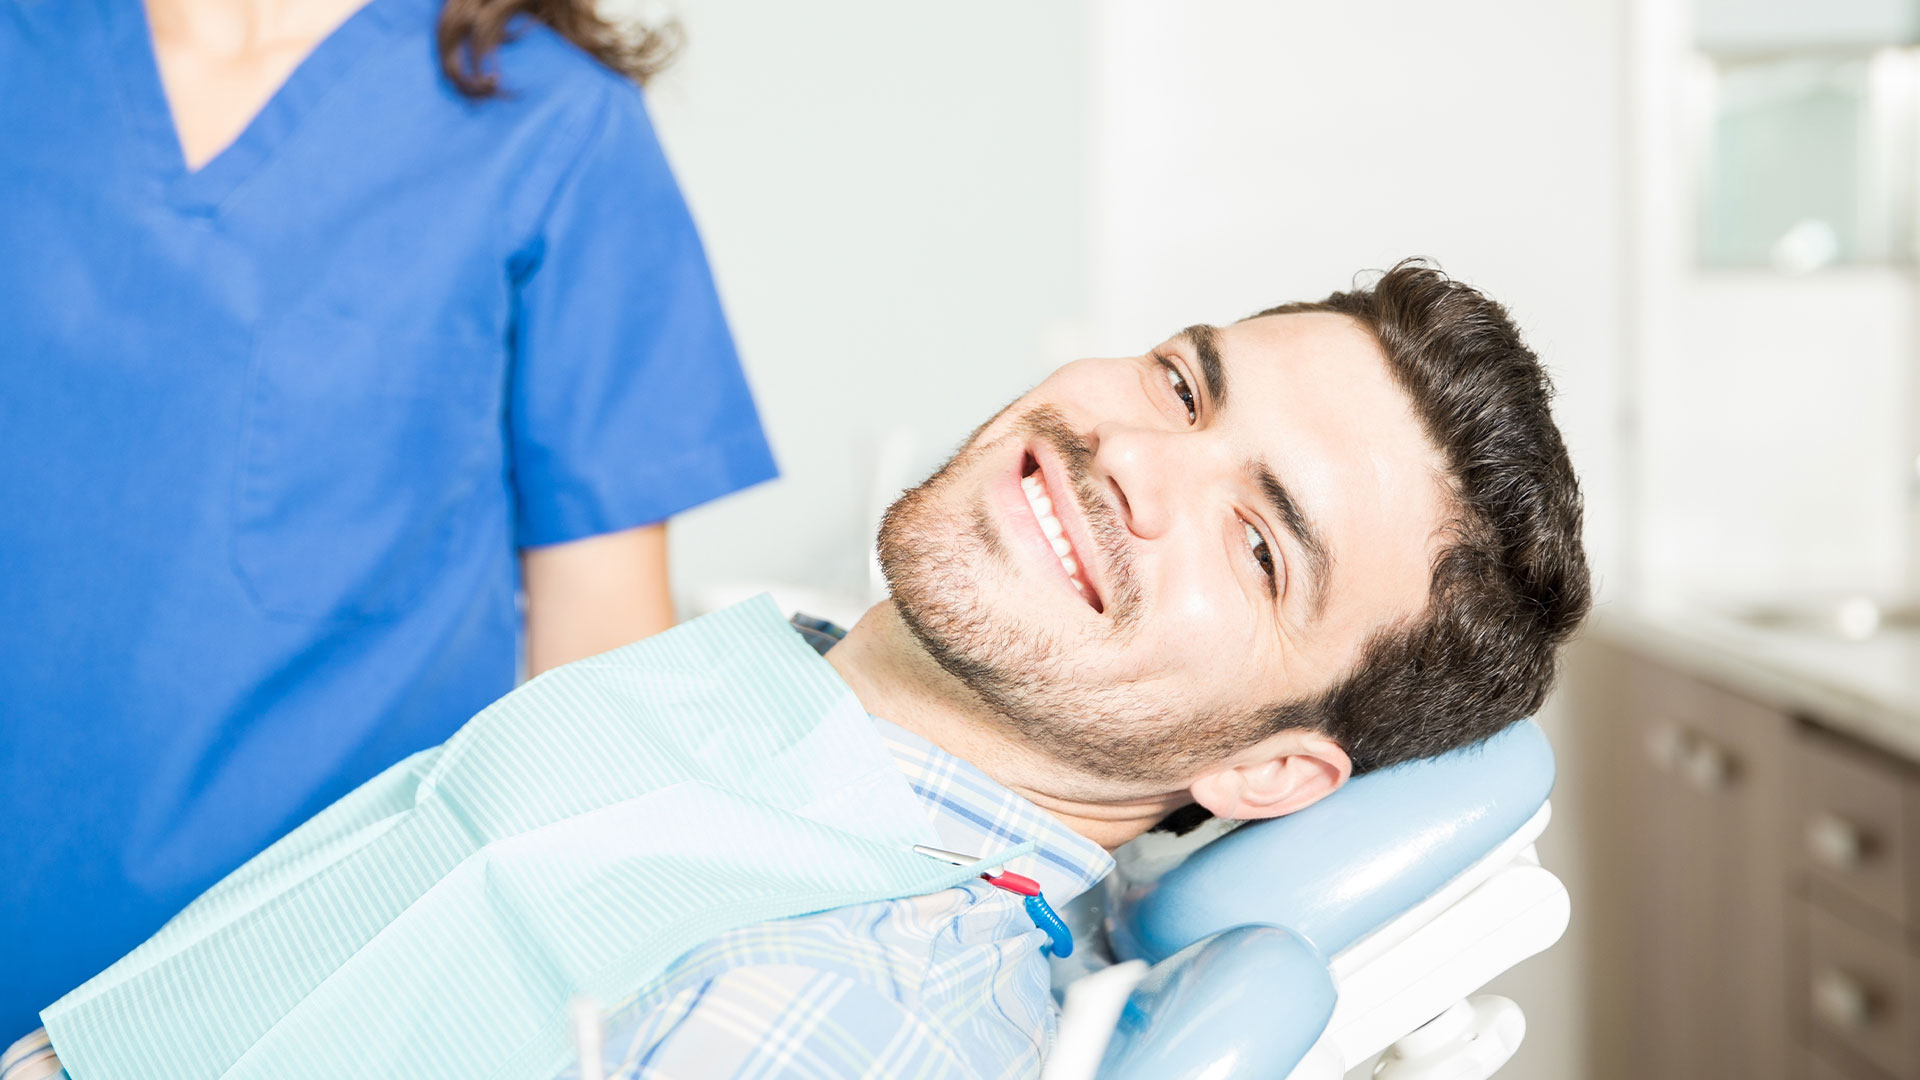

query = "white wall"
[
  {"left": 1629, "top": 0, "right": 1917, "bottom": 603},
  {"left": 645, "top": 0, "right": 1639, "bottom": 613},
  {"left": 640, "top": 0, "right": 1087, "bottom": 614},
  {"left": 1086, "top": 0, "right": 1631, "bottom": 601},
  {"left": 1637, "top": 271, "right": 1914, "bottom": 598}
]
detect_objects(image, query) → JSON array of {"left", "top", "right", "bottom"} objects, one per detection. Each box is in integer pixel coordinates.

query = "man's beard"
[{"left": 876, "top": 405, "right": 1270, "bottom": 785}]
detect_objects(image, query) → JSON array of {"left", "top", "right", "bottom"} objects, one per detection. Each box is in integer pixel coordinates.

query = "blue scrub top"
[{"left": 0, "top": 0, "right": 777, "bottom": 1033}]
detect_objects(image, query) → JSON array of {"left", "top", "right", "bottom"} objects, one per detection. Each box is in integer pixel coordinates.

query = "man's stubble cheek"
[
  {"left": 878, "top": 481, "right": 1184, "bottom": 779},
  {"left": 878, "top": 474, "right": 1037, "bottom": 692},
  {"left": 874, "top": 417, "right": 1269, "bottom": 783}
]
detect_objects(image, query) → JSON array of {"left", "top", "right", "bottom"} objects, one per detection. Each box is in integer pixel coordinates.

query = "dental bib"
[{"left": 42, "top": 596, "right": 1026, "bottom": 1080}]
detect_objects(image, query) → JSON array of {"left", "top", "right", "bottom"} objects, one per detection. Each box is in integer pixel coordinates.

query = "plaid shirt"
[
  {"left": 551, "top": 712, "right": 1114, "bottom": 1080},
  {"left": 4, "top": 618, "right": 1114, "bottom": 1080}
]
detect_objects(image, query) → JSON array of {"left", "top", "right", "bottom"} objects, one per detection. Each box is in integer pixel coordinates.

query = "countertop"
[{"left": 1591, "top": 598, "right": 1920, "bottom": 764}]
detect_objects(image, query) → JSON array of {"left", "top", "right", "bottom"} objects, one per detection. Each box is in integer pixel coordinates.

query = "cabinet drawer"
[
  {"left": 1795, "top": 730, "right": 1911, "bottom": 927},
  {"left": 1800, "top": 902, "right": 1915, "bottom": 1079}
]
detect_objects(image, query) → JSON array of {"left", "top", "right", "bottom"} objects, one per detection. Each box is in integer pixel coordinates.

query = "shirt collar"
[
  {"left": 869, "top": 715, "right": 1114, "bottom": 904},
  {"left": 791, "top": 612, "right": 1115, "bottom": 902}
]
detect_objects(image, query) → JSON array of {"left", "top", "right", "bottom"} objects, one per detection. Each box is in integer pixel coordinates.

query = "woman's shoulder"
[
  {"left": 489, "top": 15, "right": 652, "bottom": 118},
  {"left": 439, "top": 14, "right": 664, "bottom": 209}
]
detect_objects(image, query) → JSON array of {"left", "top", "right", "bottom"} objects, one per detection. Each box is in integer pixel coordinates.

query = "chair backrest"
[{"left": 1108, "top": 718, "right": 1556, "bottom": 967}]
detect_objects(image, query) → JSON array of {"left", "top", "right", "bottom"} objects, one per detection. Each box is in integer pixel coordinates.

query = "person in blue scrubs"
[{"left": 0, "top": 0, "right": 777, "bottom": 1034}]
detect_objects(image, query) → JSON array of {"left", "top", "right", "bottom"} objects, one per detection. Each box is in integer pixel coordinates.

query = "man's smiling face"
[{"left": 877, "top": 311, "right": 1454, "bottom": 785}]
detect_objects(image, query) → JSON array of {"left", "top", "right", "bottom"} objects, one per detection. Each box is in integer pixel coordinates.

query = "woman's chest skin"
[{"left": 144, "top": 0, "right": 369, "bottom": 170}]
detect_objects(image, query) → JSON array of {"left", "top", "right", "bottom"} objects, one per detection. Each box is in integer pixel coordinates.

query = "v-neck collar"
[{"left": 100, "top": 0, "right": 416, "bottom": 215}]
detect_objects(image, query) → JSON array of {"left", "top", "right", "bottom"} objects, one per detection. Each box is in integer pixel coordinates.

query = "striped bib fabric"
[{"left": 41, "top": 596, "right": 1027, "bottom": 1080}]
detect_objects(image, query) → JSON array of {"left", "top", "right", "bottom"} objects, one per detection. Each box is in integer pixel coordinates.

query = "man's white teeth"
[
  {"left": 1022, "top": 475, "right": 1051, "bottom": 511},
  {"left": 1022, "top": 472, "right": 1089, "bottom": 594}
]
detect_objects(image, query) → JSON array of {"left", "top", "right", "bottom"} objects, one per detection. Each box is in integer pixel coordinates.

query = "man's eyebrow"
[
  {"left": 1253, "top": 462, "right": 1333, "bottom": 620},
  {"left": 1176, "top": 324, "right": 1227, "bottom": 410}
]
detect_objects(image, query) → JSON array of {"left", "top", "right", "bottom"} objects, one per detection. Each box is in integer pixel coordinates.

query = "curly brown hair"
[{"left": 437, "top": 0, "right": 680, "bottom": 98}]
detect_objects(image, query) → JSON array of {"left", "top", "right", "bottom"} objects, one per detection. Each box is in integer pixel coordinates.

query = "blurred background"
[{"left": 632, "top": 1, "right": 1920, "bottom": 1077}]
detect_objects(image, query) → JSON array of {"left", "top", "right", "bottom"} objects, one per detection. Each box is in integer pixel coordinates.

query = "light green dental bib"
[{"left": 42, "top": 596, "right": 1027, "bottom": 1080}]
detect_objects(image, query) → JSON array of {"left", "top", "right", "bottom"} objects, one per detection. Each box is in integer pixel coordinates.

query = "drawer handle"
[
  {"left": 1812, "top": 969, "right": 1873, "bottom": 1031},
  {"left": 1683, "top": 741, "right": 1734, "bottom": 791},
  {"left": 1807, "top": 813, "right": 1869, "bottom": 870},
  {"left": 1645, "top": 726, "right": 1684, "bottom": 772}
]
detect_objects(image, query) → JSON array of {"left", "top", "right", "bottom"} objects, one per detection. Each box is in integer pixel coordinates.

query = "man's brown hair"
[
  {"left": 1160, "top": 260, "right": 1589, "bottom": 833},
  {"left": 1256, "top": 259, "right": 1591, "bottom": 776}
]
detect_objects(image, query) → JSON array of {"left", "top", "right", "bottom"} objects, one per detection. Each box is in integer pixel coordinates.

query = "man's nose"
[{"left": 1089, "top": 421, "right": 1207, "bottom": 541}]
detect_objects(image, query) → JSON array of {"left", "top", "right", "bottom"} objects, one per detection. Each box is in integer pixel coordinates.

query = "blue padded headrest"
[
  {"left": 1097, "top": 925, "right": 1335, "bottom": 1080},
  {"left": 1109, "top": 719, "right": 1555, "bottom": 965}
]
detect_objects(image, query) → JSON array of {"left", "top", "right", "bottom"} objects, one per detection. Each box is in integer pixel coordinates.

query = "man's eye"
[
  {"left": 1160, "top": 358, "right": 1197, "bottom": 424},
  {"left": 1244, "top": 520, "right": 1276, "bottom": 591}
]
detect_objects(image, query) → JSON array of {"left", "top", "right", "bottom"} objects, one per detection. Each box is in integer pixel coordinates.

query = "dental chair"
[{"left": 1046, "top": 719, "right": 1566, "bottom": 1080}]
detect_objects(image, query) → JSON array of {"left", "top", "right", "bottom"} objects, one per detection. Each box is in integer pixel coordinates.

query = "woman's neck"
[
  {"left": 143, "top": 0, "right": 363, "bottom": 52},
  {"left": 141, "top": 0, "right": 373, "bottom": 169}
]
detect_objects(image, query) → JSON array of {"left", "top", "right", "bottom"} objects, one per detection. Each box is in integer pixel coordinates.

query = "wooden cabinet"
[
  {"left": 1591, "top": 643, "right": 1920, "bottom": 1080},
  {"left": 1795, "top": 734, "right": 1912, "bottom": 925},
  {"left": 1798, "top": 898, "right": 1915, "bottom": 1077},
  {"left": 1789, "top": 729, "right": 1920, "bottom": 1080},
  {"left": 1617, "top": 655, "right": 1792, "bottom": 1080}
]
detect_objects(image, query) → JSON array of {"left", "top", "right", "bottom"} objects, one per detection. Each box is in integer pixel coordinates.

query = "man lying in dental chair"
[{"left": 5, "top": 260, "right": 1589, "bottom": 1080}]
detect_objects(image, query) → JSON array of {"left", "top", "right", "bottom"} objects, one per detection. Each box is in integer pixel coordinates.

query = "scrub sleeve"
[{"left": 510, "top": 90, "right": 776, "bottom": 547}]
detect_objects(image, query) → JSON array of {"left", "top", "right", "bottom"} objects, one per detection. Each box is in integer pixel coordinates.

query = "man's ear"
[{"left": 1186, "top": 730, "right": 1352, "bottom": 821}]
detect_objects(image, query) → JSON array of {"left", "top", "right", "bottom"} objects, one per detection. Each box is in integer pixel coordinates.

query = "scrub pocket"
[{"left": 232, "top": 311, "right": 504, "bottom": 621}]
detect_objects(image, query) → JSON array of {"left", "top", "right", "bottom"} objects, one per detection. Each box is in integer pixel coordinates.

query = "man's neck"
[{"left": 823, "top": 602, "right": 1193, "bottom": 852}]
